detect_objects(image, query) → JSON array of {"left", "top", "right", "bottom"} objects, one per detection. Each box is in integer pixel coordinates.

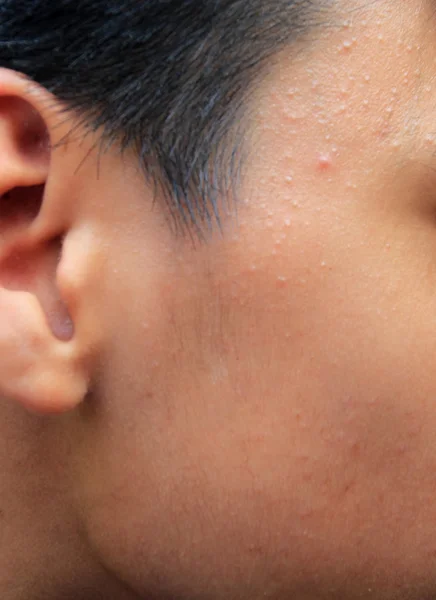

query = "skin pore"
[{"left": 2, "top": 1, "right": 436, "bottom": 599}]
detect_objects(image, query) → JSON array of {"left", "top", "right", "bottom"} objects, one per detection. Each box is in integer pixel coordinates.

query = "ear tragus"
[{"left": 0, "top": 236, "right": 75, "bottom": 341}]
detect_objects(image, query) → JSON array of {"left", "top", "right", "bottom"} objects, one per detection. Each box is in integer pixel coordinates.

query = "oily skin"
[{"left": 3, "top": 0, "right": 436, "bottom": 599}]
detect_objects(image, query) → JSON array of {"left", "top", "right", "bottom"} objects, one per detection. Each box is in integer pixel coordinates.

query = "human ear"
[{"left": 0, "top": 69, "right": 91, "bottom": 416}]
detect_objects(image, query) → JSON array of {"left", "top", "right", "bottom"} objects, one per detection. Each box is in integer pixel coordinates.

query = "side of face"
[{"left": 1, "top": 1, "right": 436, "bottom": 599}]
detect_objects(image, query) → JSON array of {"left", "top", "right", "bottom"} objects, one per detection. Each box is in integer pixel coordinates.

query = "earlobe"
[
  {"left": 0, "top": 69, "right": 90, "bottom": 415},
  {"left": 0, "top": 286, "right": 87, "bottom": 415}
]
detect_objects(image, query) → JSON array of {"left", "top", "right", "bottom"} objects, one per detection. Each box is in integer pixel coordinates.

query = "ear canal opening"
[{"left": 0, "top": 184, "right": 44, "bottom": 233}]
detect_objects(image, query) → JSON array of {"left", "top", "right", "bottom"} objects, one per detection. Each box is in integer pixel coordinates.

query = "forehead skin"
[{"left": 6, "top": 1, "right": 436, "bottom": 599}]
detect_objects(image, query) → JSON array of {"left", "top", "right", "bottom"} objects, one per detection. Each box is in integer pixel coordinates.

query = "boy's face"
[{"left": 2, "top": 1, "right": 436, "bottom": 598}]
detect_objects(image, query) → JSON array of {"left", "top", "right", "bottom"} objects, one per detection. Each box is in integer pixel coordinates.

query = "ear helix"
[{"left": 0, "top": 286, "right": 87, "bottom": 415}]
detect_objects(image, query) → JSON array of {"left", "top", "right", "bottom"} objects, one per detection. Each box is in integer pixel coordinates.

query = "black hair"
[{"left": 0, "top": 0, "right": 322, "bottom": 235}]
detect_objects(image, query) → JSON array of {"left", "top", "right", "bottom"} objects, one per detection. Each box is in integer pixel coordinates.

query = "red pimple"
[{"left": 317, "top": 154, "right": 333, "bottom": 171}]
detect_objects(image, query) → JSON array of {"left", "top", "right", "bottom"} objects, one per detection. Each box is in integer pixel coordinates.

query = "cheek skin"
[{"left": 73, "top": 2, "right": 436, "bottom": 599}]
